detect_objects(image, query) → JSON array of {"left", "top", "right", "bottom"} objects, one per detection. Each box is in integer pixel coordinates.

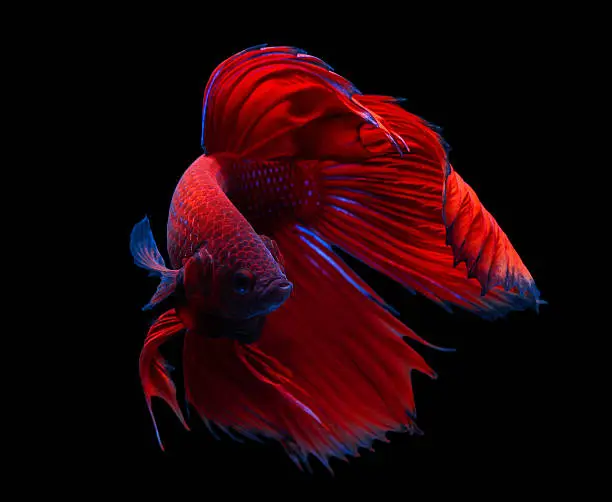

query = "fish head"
[
  {"left": 216, "top": 236, "right": 292, "bottom": 321},
  {"left": 178, "top": 236, "right": 292, "bottom": 343}
]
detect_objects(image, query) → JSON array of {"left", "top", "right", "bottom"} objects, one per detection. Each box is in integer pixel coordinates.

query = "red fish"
[{"left": 130, "top": 45, "right": 542, "bottom": 470}]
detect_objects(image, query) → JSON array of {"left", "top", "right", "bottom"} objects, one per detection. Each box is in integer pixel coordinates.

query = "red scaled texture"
[{"left": 138, "top": 45, "right": 541, "bottom": 469}]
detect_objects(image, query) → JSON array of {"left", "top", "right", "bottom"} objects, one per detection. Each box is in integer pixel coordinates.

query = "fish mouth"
[
  {"left": 259, "top": 278, "right": 293, "bottom": 314},
  {"left": 206, "top": 315, "right": 266, "bottom": 344}
]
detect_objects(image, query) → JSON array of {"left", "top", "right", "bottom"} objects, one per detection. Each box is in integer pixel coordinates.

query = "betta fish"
[{"left": 130, "top": 45, "right": 542, "bottom": 471}]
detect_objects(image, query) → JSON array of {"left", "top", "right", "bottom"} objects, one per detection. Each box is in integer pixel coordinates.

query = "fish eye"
[{"left": 232, "top": 268, "right": 255, "bottom": 295}]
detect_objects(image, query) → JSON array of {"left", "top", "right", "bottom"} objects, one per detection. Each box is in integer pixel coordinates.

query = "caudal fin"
[{"left": 311, "top": 95, "right": 541, "bottom": 319}]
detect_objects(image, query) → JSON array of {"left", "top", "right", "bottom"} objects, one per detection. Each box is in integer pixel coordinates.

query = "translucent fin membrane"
[{"left": 200, "top": 45, "right": 409, "bottom": 158}]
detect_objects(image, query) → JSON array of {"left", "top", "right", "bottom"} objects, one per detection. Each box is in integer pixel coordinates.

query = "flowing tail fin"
[{"left": 310, "top": 95, "right": 542, "bottom": 319}]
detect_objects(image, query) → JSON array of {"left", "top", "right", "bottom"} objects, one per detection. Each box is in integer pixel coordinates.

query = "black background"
[{"left": 75, "top": 10, "right": 570, "bottom": 493}]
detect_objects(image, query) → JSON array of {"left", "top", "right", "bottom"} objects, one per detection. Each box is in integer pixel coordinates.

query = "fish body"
[
  {"left": 167, "top": 155, "right": 292, "bottom": 326},
  {"left": 130, "top": 45, "right": 542, "bottom": 469}
]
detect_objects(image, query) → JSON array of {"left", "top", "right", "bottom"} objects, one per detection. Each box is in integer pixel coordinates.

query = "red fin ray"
[
  {"left": 305, "top": 96, "right": 541, "bottom": 318},
  {"left": 259, "top": 226, "right": 434, "bottom": 465},
  {"left": 235, "top": 342, "right": 325, "bottom": 428},
  {"left": 183, "top": 331, "right": 318, "bottom": 444},
  {"left": 139, "top": 309, "right": 188, "bottom": 449},
  {"left": 201, "top": 45, "right": 404, "bottom": 160}
]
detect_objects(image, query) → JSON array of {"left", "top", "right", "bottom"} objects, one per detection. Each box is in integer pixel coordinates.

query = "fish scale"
[
  {"left": 166, "top": 156, "right": 280, "bottom": 283},
  {"left": 222, "top": 158, "right": 321, "bottom": 233}
]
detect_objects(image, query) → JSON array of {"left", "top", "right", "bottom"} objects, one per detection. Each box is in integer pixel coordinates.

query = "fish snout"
[{"left": 260, "top": 278, "right": 293, "bottom": 312}]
